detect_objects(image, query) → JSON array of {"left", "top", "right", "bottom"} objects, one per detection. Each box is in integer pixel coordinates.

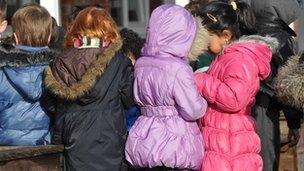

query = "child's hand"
[{"left": 288, "top": 129, "right": 300, "bottom": 147}]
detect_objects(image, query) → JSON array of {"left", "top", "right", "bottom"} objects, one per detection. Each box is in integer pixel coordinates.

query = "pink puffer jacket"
[{"left": 195, "top": 36, "right": 277, "bottom": 171}]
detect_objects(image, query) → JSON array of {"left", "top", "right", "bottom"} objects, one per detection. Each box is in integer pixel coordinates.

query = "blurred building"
[
  {"left": 4, "top": 0, "right": 303, "bottom": 51},
  {"left": 5, "top": 0, "right": 189, "bottom": 37},
  {"left": 6, "top": 0, "right": 40, "bottom": 23},
  {"left": 58, "top": 0, "right": 189, "bottom": 37},
  {"left": 296, "top": 12, "right": 304, "bottom": 52}
]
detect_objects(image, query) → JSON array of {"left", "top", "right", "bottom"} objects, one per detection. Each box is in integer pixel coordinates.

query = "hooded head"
[
  {"left": 141, "top": 4, "right": 209, "bottom": 62},
  {"left": 226, "top": 35, "right": 278, "bottom": 80},
  {"left": 248, "top": 0, "right": 302, "bottom": 25}
]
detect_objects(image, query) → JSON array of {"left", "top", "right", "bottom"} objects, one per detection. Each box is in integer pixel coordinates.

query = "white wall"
[
  {"left": 39, "top": 0, "right": 61, "bottom": 25},
  {"left": 163, "top": 0, "right": 189, "bottom": 6},
  {"left": 175, "top": 0, "right": 190, "bottom": 7}
]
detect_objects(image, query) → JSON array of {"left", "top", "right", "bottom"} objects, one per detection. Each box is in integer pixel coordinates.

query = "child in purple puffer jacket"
[{"left": 125, "top": 4, "right": 209, "bottom": 170}]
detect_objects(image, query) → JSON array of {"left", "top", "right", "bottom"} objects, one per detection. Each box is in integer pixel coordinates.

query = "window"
[
  {"left": 110, "top": 0, "right": 149, "bottom": 37},
  {"left": 110, "top": 0, "right": 123, "bottom": 26},
  {"left": 2, "top": 0, "right": 39, "bottom": 38},
  {"left": 7, "top": 0, "right": 40, "bottom": 22},
  {"left": 128, "top": 0, "right": 149, "bottom": 23}
]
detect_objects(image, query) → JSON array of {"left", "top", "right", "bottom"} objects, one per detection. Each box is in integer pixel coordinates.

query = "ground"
[{"left": 279, "top": 114, "right": 304, "bottom": 171}]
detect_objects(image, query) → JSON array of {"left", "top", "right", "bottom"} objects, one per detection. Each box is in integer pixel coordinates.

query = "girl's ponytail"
[{"left": 233, "top": 1, "right": 256, "bottom": 36}]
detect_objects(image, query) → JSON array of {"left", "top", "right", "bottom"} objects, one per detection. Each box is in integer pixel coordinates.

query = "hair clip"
[
  {"left": 74, "top": 36, "right": 102, "bottom": 49},
  {"left": 74, "top": 37, "right": 83, "bottom": 48},
  {"left": 82, "top": 36, "right": 89, "bottom": 46},
  {"left": 230, "top": 1, "right": 238, "bottom": 11},
  {"left": 206, "top": 13, "right": 217, "bottom": 23}
]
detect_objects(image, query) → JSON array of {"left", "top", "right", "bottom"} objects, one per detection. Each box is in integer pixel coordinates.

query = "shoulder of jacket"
[{"left": 114, "top": 51, "right": 132, "bottom": 68}]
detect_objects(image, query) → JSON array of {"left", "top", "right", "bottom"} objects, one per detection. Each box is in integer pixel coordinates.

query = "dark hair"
[
  {"left": 120, "top": 28, "right": 145, "bottom": 59},
  {"left": 50, "top": 17, "right": 59, "bottom": 44},
  {"left": 0, "top": 0, "right": 7, "bottom": 21},
  {"left": 197, "top": 0, "right": 256, "bottom": 39},
  {"left": 49, "top": 17, "right": 65, "bottom": 51},
  {"left": 184, "top": 0, "right": 210, "bottom": 16}
]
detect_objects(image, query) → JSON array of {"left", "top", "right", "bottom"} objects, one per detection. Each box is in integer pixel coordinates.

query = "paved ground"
[
  {"left": 297, "top": 122, "right": 304, "bottom": 171},
  {"left": 279, "top": 114, "right": 304, "bottom": 171}
]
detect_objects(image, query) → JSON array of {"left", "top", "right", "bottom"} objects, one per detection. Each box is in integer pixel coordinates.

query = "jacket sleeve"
[
  {"left": 173, "top": 66, "right": 207, "bottom": 121},
  {"left": 51, "top": 110, "right": 64, "bottom": 145},
  {"left": 41, "top": 89, "right": 64, "bottom": 144},
  {"left": 282, "top": 105, "right": 303, "bottom": 129},
  {"left": 119, "top": 58, "right": 135, "bottom": 109},
  {"left": 195, "top": 59, "right": 255, "bottom": 113},
  {"left": 41, "top": 88, "right": 57, "bottom": 115}
]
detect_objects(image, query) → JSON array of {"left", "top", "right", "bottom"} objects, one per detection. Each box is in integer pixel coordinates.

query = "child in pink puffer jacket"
[{"left": 195, "top": 1, "right": 278, "bottom": 171}]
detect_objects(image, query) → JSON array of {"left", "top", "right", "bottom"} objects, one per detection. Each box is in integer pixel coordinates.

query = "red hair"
[{"left": 64, "top": 7, "right": 120, "bottom": 49}]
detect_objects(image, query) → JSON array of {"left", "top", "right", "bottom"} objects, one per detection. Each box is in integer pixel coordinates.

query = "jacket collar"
[
  {"left": 0, "top": 45, "right": 58, "bottom": 67},
  {"left": 44, "top": 39, "right": 122, "bottom": 100},
  {"left": 231, "top": 35, "right": 279, "bottom": 53},
  {"left": 15, "top": 45, "right": 49, "bottom": 52},
  {"left": 188, "top": 17, "right": 210, "bottom": 62}
]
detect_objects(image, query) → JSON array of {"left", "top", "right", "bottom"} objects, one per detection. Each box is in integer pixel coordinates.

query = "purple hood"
[{"left": 142, "top": 4, "right": 197, "bottom": 61}]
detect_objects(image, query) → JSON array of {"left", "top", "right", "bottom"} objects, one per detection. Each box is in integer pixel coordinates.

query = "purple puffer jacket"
[{"left": 125, "top": 4, "right": 207, "bottom": 170}]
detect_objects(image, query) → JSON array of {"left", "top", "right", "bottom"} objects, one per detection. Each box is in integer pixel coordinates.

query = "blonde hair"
[{"left": 12, "top": 4, "right": 52, "bottom": 47}]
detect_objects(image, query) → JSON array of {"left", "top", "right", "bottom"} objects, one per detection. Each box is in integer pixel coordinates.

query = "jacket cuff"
[{"left": 287, "top": 118, "right": 302, "bottom": 129}]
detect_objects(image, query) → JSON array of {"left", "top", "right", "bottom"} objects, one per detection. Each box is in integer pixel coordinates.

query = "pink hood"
[{"left": 224, "top": 35, "right": 278, "bottom": 80}]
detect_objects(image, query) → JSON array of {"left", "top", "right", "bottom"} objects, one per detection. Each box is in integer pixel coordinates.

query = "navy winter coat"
[{"left": 43, "top": 40, "right": 134, "bottom": 171}]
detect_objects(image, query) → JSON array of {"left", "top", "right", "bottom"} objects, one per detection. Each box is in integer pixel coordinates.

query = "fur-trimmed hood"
[
  {"left": 141, "top": 4, "right": 208, "bottom": 62},
  {"left": 274, "top": 54, "right": 304, "bottom": 109},
  {"left": 0, "top": 45, "right": 58, "bottom": 101},
  {"left": 224, "top": 35, "right": 279, "bottom": 80},
  {"left": 236, "top": 35, "right": 279, "bottom": 53},
  {"left": 44, "top": 40, "right": 122, "bottom": 100},
  {"left": 188, "top": 17, "right": 209, "bottom": 61},
  {"left": 0, "top": 45, "right": 58, "bottom": 67}
]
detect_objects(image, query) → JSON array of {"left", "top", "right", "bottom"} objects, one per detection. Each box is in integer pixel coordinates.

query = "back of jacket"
[
  {"left": 44, "top": 40, "right": 134, "bottom": 171},
  {"left": 125, "top": 4, "right": 207, "bottom": 170},
  {"left": 0, "top": 46, "right": 56, "bottom": 145}
]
